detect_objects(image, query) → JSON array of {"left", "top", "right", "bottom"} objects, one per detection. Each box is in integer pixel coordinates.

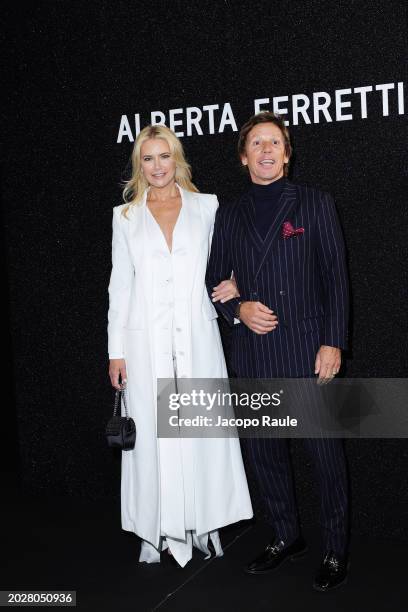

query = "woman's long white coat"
[{"left": 107, "top": 185, "right": 253, "bottom": 549}]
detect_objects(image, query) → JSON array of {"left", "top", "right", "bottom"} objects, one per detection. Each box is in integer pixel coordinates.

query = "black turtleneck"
[{"left": 251, "top": 176, "right": 286, "bottom": 240}]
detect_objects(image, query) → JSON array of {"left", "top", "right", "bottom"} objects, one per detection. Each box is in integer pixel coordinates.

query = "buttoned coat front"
[{"left": 107, "top": 184, "right": 253, "bottom": 549}]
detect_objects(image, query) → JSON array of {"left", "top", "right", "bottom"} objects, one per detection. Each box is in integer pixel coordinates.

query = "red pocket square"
[{"left": 282, "top": 221, "right": 304, "bottom": 238}]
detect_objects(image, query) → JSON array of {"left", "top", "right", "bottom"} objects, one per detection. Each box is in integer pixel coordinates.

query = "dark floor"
[{"left": 1, "top": 473, "right": 406, "bottom": 612}]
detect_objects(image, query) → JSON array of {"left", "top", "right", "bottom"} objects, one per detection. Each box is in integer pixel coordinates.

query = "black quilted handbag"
[{"left": 106, "top": 385, "right": 136, "bottom": 451}]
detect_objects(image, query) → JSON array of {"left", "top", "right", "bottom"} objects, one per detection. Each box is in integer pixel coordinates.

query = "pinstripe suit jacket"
[{"left": 206, "top": 179, "right": 349, "bottom": 377}]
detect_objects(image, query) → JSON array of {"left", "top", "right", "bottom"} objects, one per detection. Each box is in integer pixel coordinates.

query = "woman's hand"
[
  {"left": 211, "top": 277, "right": 240, "bottom": 303},
  {"left": 109, "top": 358, "right": 127, "bottom": 390}
]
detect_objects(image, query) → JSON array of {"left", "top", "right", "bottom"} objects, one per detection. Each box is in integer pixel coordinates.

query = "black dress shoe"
[
  {"left": 244, "top": 536, "right": 307, "bottom": 575},
  {"left": 313, "top": 551, "right": 349, "bottom": 591}
]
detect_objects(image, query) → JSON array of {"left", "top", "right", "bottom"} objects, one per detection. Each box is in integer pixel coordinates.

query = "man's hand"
[
  {"left": 211, "top": 278, "right": 240, "bottom": 303},
  {"left": 239, "top": 301, "right": 278, "bottom": 334},
  {"left": 314, "top": 345, "right": 341, "bottom": 385},
  {"left": 109, "top": 358, "right": 128, "bottom": 390}
]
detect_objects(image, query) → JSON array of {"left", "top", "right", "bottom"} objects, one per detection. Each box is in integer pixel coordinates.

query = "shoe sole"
[
  {"left": 312, "top": 575, "right": 348, "bottom": 592},
  {"left": 244, "top": 548, "right": 308, "bottom": 575}
]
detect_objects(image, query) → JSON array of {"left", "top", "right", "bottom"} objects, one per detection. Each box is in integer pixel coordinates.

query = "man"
[{"left": 206, "top": 111, "right": 350, "bottom": 591}]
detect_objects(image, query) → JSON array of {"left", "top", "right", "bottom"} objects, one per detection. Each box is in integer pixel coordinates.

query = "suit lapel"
[
  {"left": 238, "top": 180, "right": 299, "bottom": 280},
  {"left": 239, "top": 191, "right": 264, "bottom": 252},
  {"left": 254, "top": 180, "right": 298, "bottom": 279}
]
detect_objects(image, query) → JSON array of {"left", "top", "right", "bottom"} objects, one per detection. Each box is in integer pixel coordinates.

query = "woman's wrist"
[{"left": 235, "top": 301, "right": 244, "bottom": 320}]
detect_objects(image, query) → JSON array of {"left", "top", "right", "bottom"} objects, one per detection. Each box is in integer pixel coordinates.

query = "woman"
[{"left": 107, "top": 124, "right": 253, "bottom": 568}]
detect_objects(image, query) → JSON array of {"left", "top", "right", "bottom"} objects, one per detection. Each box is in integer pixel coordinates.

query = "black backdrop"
[{"left": 3, "top": 1, "right": 407, "bottom": 540}]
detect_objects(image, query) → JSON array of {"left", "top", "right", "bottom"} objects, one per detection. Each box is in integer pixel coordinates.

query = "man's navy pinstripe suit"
[{"left": 206, "top": 178, "right": 350, "bottom": 555}]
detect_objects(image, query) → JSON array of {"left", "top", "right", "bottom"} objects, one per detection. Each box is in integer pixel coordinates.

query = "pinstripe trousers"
[
  {"left": 229, "top": 331, "right": 349, "bottom": 555},
  {"left": 228, "top": 328, "right": 349, "bottom": 555},
  {"left": 243, "top": 436, "right": 349, "bottom": 555}
]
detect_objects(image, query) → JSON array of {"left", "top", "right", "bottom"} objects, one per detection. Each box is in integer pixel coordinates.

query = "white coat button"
[
  {"left": 178, "top": 351, "right": 185, "bottom": 356},
  {"left": 176, "top": 327, "right": 182, "bottom": 332}
]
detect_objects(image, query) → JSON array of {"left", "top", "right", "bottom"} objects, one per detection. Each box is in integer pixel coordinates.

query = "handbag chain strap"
[{"left": 113, "top": 385, "right": 130, "bottom": 419}]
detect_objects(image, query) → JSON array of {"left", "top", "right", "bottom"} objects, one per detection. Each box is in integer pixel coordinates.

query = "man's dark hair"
[{"left": 238, "top": 111, "right": 292, "bottom": 176}]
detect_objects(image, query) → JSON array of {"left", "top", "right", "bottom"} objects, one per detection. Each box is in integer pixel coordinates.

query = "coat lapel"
[
  {"left": 239, "top": 191, "right": 265, "bottom": 252},
  {"left": 128, "top": 184, "right": 201, "bottom": 301},
  {"left": 237, "top": 179, "right": 298, "bottom": 280},
  {"left": 173, "top": 185, "right": 202, "bottom": 299},
  {"left": 127, "top": 188, "right": 154, "bottom": 302},
  {"left": 254, "top": 180, "right": 298, "bottom": 279}
]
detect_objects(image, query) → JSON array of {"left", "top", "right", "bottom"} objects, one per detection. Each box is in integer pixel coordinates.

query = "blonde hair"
[{"left": 120, "top": 124, "right": 199, "bottom": 218}]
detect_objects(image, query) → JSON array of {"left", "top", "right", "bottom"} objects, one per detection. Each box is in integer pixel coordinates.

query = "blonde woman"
[{"left": 107, "top": 125, "right": 253, "bottom": 568}]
